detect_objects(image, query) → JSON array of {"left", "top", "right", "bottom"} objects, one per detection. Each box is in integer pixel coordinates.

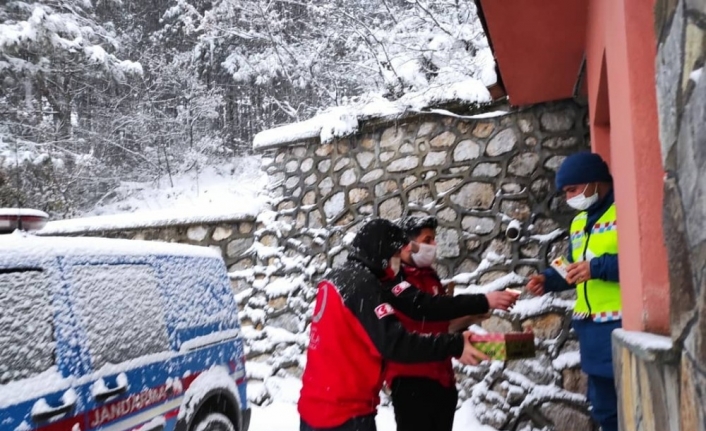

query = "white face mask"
[
  {"left": 389, "top": 257, "right": 401, "bottom": 275},
  {"left": 566, "top": 184, "right": 599, "bottom": 210},
  {"left": 411, "top": 243, "right": 437, "bottom": 268}
]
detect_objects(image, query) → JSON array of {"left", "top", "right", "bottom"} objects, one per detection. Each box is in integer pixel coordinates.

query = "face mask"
[
  {"left": 566, "top": 184, "right": 599, "bottom": 210},
  {"left": 411, "top": 243, "right": 437, "bottom": 268},
  {"left": 389, "top": 257, "right": 401, "bottom": 276}
]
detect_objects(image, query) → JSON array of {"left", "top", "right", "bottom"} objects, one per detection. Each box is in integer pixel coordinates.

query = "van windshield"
[{"left": 0, "top": 269, "right": 55, "bottom": 385}]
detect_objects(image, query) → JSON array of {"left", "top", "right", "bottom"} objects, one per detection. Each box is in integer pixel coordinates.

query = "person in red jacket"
[
  {"left": 384, "top": 216, "right": 507, "bottom": 431},
  {"left": 298, "top": 218, "right": 510, "bottom": 431}
]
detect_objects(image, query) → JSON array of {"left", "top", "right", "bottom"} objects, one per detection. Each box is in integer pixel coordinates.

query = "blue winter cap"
[{"left": 555, "top": 151, "right": 613, "bottom": 190}]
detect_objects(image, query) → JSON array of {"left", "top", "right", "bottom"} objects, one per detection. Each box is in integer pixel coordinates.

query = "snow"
[
  {"left": 509, "top": 295, "right": 575, "bottom": 319},
  {"left": 453, "top": 272, "right": 525, "bottom": 295},
  {"left": 552, "top": 351, "right": 581, "bottom": 370},
  {"left": 39, "top": 157, "right": 268, "bottom": 234},
  {"left": 690, "top": 67, "right": 703, "bottom": 83},
  {"left": 529, "top": 228, "right": 565, "bottom": 244},
  {"left": 612, "top": 329, "right": 673, "bottom": 351},
  {"left": 178, "top": 366, "right": 241, "bottom": 421},
  {"left": 0, "top": 232, "right": 220, "bottom": 260},
  {"left": 0, "top": 208, "right": 49, "bottom": 218},
  {"left": 253, "top": 83, "right": 492, "bottom": 150},
  {"left": 248, "top": 401, "right": 499, "bottom": 431},
  {"left": 179, "top": 329, "right": 242, "bottom": 352}
]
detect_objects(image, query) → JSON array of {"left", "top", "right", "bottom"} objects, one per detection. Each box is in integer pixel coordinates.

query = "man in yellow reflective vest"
[{"left": 525, "top": 152, "right": 619, "bottom": 431}]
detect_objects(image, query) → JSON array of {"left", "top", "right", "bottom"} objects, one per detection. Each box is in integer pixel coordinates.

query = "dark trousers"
[
  {"left": 587, "top": 374, "right": 618, "bottom": 431},
  {"left": 300, "top": 414, "right": 377, "bottom": 431},
  {"left": 390, "top": 377, "right": 458, "bottom": 431}
]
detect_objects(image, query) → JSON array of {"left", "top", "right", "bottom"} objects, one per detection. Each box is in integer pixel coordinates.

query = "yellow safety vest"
[{"left": 569, "top": 203, "right": 621, "bottom": 322}]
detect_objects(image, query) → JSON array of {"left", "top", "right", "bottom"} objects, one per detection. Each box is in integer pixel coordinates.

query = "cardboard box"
[{"left": 469, "top": 332, "right": 536, "bottom": 361}]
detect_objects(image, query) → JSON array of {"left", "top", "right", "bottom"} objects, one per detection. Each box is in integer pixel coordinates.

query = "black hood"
[{"left": 348, "top": 218, "right": 409, "bottom": 277}]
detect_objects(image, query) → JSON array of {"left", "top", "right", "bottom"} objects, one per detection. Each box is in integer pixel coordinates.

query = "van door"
[
  {"left": 0, "top": 267, "right": 88, "bottom": 431},
  {"left": 65, "top": 261, "right": 177, "bottom": 431}
]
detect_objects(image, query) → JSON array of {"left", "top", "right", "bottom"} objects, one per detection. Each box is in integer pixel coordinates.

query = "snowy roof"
[
  {"left": 0, "top": 232, "right": 221, "bottom": 260},
  {"left": 38, "top": 197, "right": 269, "bottom": 235},
  {"left": 0, "top": 208, "right": 49, "bottom": 218},
  {"left": 253, "top": 80, "right": 497, "bottom": 150}
]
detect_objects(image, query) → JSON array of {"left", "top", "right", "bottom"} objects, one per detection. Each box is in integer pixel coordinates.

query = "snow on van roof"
[
  {"left": 37, "top": 197, "right": 268, "bottom": 235},
  {"left": 0, "top": 231, "right": 221, "bottom": 260}
]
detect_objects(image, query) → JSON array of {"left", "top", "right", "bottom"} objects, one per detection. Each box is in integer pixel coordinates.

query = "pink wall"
[{"left": 585, "top": 0, "right": 670, "bottom": 334}]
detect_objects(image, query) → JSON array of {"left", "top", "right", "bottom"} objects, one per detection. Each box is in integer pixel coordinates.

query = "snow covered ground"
[
  {"left": 247, "top": 385, "right": 499, "bottom": 431},
  {"left": 41, "top": 156, "right": 268, "bottom": 234}
]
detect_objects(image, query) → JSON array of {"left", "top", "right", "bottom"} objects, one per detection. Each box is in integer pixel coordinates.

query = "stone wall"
[
  {"left": 255, "top": 100, "right": 595, "bottom": 431},
  {"left": 44, "top": 100, "right": 595, "bottom": 430},
  {"left": 653, "top": 0, "right": 706, "bottom": 430}
]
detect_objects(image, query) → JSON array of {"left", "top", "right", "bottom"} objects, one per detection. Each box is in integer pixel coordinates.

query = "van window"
[
  {"left": 0, "top": 269, "right": 55, "bottom": 384},
  {"left": 71, "top": 264, "right": 170, "bottom": 369}
]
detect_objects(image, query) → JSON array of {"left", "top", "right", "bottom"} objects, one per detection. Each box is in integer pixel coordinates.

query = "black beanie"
[{"left": 555, "top": 151, "right": 613, "bottom": 190}]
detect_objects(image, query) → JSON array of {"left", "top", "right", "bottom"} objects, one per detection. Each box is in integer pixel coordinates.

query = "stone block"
[
  {"left": 340, "top": 168, "right": 357, "bottom": 186},
  {"left": 482, "top": 316, "right": 514, "bottom": 333},
  {"left": 540, "top": 402, "right": 593, "bottom": 431},
  {"left": 285, "top": 176, "right": 299, "bottom": 189},
  {"left": 302, "top": 190, "right": 316, "bottom": 206},
  {"left": 434, "top": 178, "right": 463, "bottom": 194},
  {"left": 381, "top": 126, "right": 405, "bottom": 148},
  {"left": 450, "top": 182, "right": 496, "bottom": 209},
  {"left": 418, "top": 121, "right": 436, "bottom": 137},
  {"left": 187, "top": 226, "right": 208, "bottom": 242},
  {"left": 508, "top": 153, "right": 540, "bottom": 176},
  {"left": 285, "top": 160, "right": 299, "bottom": 173},
  {"left": 423, "top": 151, "right": 447, "bottom": 167},
  {"left": 430, "top": 131, "right": 457, "bottom": 148},
  {"left": 407, "top": 185, "right": 432, "bottom": 205},
  {"left": 375, "top": 180, "right": 398, "bottom": 197},
  {"left": 486, "top": 128, "right": 517, "bottom": 156},
  {"left": 304, "top": 173, "right": 318, "bottom": 186},
  {"left": 472, "top": 162, "right": 502, "bottom": 177},
  {"left": 315, "top": 143, "right": 333, "bottom": 157},
  {"left": 323, "top": 192, "right": 345, "bottom": 219},
  {"left": 656, "top": 0, "right": 684, "bottom": 167},
  {"left": 319, "top": 177, "right": 334, "bottom": 196},
  {"left": 437, "top": 207, "right": 457, "bottom": 222},
  {"left": 461, "top": 216, "right": 496, "bottom": 235},
  {"left": 521, "top": 313, "right": 564, "bottom": 339},
  {"left": 473, "top": 122, "right": 496, "bottom": 138},
  {"left": 212, "top": 226, "right": 233, "bottom": 241},
  {"left": 301, "top": 158, "right": 314, "bottom": 172},
  {"left": 333, "top": 157, "right": 350, "bottom": 172},
  {"left": 436, "top": 227, "right": 460, "bottom": 258},
  {"left": 227, "top": 237, "right": 254, "bottom": 258},
  {"left": 317, "top": 159, "right": 331, "bottom": 173},
  {"left": 349, "top": 188, "right": 369, "bottom": 204},
  {"left": 544, "top": 155, "right": 567, "bottom": 171},
  {"left": 360, "top": 137, "right": 375, "bottom": 149},
  {"left": 356, "top": 151, "right": 375, "bottom": 169},
  {"left": 540, "top": 110, "right": 575, "bottom": 132},
  {"left": 387, "top": 156, "right": 419, "bottom": 172},
  {"left": 662, "top": 177, "right": 697, "bottom": 342},
  {"left": 453, "top": 139, "right": 481, "bottom": 161},
  {"left": 402, "top": 175, "right": 418, "bottom": 189},
  {"left": 379, "top": 196, "right": 403, "bottom": 219},
  {"left": 238, "top": 222, "right": 253, "bottom": 234},
  {"left": 501, "top": 199, "right": 531, "bottom": 221},
  {"left": 361, "top": 168, "right": 383, "bottom": 183}
]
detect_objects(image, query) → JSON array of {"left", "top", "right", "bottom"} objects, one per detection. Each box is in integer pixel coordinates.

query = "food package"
[
  {"left": 469, "top": 331, "right": 536, "bottom": 361},
  {"left": 550, "top": 256, "right": 571, "bottom": 279}
]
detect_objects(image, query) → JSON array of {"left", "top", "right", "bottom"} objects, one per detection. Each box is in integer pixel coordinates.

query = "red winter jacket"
[
  {"left": 298, "top": 219, "right": 490, "bottom": 428},
  {"left": 385, "top": 265, "right": 455, "bottom": 387}
]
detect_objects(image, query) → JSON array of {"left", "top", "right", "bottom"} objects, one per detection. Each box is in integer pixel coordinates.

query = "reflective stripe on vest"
[{"left": 570, "top": 203, "right": 621, "bottom": 321}]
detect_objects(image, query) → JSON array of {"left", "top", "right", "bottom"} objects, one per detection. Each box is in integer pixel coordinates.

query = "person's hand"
[
  {"left": 485, "top": 290, "right": 519, "bottom": 311},
  {"left": 566, "top": 261, "right": 591, "bottom": 285},
  {"left": 459, "top": 331, "right": 490, "bottom": 365},
  {"left": 525, "top": 274, "right": 546, "bottom": 296},
  {"left": 444, "top": 281, "right": 456, "bottom": 296}
]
